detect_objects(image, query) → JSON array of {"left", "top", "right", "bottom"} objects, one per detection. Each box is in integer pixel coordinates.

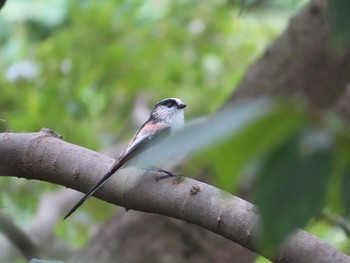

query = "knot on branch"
[{"left": 39, "top": 128, "right": 62, "bottom": 139}]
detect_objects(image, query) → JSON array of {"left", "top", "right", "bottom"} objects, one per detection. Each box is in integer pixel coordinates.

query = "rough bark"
[{"left": 0, "top": 131, "right": 349, "bottom": 263}]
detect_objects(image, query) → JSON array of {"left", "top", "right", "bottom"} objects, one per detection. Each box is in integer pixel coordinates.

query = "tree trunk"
[{"left": 229, "top": 0, "right": 350, "bottom": 112}]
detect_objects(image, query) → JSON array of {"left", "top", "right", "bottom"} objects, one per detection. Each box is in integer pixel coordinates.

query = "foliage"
[
  {"left": 2, "top": 0, "right": 350, "bottom": 262},
  {"left": 112, "top": 97, "right": 350, "bottom": 253},
  {"left": 177, "top": 99, "right": 350, "bottom": 253},
  {"left": 254, "top": 128, "right": 332, "bottom": 251},
  {"left": 0, "top": 0, "right": 283, "bottom": 148},
  {"left": 0, "top": 0, "right": 285, "bottom": 232},
  {"left": 328, "top": 0, "right": 350, "bottom": 48}
]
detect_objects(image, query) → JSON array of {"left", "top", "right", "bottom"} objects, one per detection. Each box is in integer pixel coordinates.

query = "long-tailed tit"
[{"left": 64, "top": 98, "right": 187, "bottom": 219}]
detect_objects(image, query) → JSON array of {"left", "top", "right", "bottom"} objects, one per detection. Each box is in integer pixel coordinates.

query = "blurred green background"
[{"left": 3, "top": 0, "right": 349, "bottom": 262}]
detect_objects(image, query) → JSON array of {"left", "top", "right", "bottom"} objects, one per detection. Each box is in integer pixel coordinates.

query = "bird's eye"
[{"left": 167, "top": 102, "right": 174, "bottom": 108}]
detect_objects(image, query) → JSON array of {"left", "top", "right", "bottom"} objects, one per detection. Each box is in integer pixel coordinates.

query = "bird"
[{"left": 64, "top": 98, "right": 187, "bottom": 219}]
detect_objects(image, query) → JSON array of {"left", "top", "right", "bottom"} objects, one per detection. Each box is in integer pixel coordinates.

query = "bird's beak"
[{"left": 178, "top": 103, "right": 187, "bottom": 109}]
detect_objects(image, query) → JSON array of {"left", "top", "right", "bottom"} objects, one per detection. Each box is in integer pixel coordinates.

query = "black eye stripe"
[
  {"left": 154, "top": 98, "right": 182, "bottom": 110},
  {"left": 157, "top": 99, "right": 176, "bottom": 107}
]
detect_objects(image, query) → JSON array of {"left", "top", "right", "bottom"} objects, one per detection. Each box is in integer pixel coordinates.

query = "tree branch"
[
  {"left": 0, "top": 212, "right": 39, "bottom": 260},
  {"left": 0, "top": 130, "right": 349, "bottom": 263}
]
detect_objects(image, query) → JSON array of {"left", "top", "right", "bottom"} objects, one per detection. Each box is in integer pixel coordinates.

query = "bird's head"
[{"left": 151, "top": 98, "right": 187, "bottom": 130}]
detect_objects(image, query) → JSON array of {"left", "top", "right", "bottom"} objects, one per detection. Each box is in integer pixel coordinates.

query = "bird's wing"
[
  {"left": 117, "top": 120, "right": 170, "bottom": 165},
  {"left": 64, "top": 121, "right": 170, "bottom": 220}
]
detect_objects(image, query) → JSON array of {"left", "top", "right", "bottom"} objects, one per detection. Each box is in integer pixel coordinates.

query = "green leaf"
[
  {"left": 253, "top": 129, "right": 333, "bottom": 252},
  {"left": 329, "top": 0, "right": 350, "bottom": 48},
  {"left": 341, "top": 169, "right": 350, "bottom": 215},
  {"left": 329, "top": 130, "right": 350, "bottom": 214},
  {"left": 211, "top": 102, "right": 307, "bottom": 191}
]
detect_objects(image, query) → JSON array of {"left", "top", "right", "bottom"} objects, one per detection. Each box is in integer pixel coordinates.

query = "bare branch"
[
  {"left": 0, "top": 212, "right": 39, "bottom": 260},
  {"left": 0, "top": 130, "right": 349, "bottom": 263}
]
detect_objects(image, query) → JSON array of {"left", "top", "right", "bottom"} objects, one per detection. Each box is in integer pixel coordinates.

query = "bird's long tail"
[{"left": 64, "top": 158, "right": 127, "bottom": 220}]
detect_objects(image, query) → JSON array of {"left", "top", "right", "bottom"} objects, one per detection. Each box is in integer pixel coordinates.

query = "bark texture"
[{"left": 1, "top": 131, "right": 349, "bottom": 263}]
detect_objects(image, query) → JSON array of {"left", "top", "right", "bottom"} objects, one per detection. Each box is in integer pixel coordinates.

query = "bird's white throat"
[{"left": 170, "top": 110, "right": 185, "bottom": 132}]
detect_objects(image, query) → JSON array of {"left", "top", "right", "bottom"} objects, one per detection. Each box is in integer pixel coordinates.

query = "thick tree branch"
[{"left": 0, "top": 130, "right": 349, "bottom": 263}]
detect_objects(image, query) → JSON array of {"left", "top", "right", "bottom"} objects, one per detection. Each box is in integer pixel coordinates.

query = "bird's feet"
[{"left": 153, "top": 167, "right": 181, "bottom": 182}]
